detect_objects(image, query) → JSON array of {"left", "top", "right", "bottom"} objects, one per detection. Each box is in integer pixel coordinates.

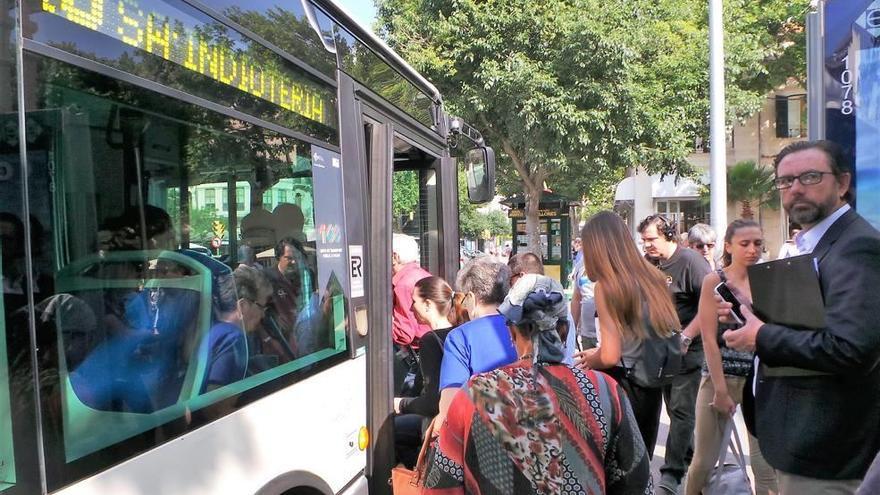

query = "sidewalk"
[{"left": 651, "top": 402, "right": 754, "bottom": 494}]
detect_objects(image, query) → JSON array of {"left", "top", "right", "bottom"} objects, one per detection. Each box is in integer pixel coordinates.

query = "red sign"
[{"left": 210, "top": 237, "right": 221, "bottom": 249}]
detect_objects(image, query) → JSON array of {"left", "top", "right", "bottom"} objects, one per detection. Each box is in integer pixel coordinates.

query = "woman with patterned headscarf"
[{"left": 421, "top": 274, "right": 652, "bottom": 495}]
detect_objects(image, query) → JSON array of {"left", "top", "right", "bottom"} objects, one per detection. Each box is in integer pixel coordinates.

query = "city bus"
[{"left": 0, "top": 1, "right": 494, "bottom": 494}]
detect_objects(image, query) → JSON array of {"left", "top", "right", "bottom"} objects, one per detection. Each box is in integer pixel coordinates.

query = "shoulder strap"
[
  {"left": 716, "top": 268, "right": 727, "bottom": 283},
  {"left": 412, "top": 417, "right": 437, "bottom": 483},
  {"left": 711, "top": 415, "right": 749, "bottom": 486}
]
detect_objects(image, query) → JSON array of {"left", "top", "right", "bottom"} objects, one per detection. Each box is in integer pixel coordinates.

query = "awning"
[{"left": 614, "top": 173, "right": 706, "bottom": 201}]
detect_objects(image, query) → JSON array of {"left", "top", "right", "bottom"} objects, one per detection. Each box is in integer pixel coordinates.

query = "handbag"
[
  {"left": 704, "top": 415, "right": 752, "bottom": 495},
  {"left": 390, "top": 417, "right": 436, "bottom": 494}
]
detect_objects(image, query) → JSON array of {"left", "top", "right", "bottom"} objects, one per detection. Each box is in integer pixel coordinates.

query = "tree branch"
[{"left": 500, "top": 137, "right": 537, "bottom": 193}]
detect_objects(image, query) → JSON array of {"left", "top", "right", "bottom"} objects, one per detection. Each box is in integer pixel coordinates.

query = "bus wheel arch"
[{"left": 254, "top": 471, "right": 333, "bottom": 495}]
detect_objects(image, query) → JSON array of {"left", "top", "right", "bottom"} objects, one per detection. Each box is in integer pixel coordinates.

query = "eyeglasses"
[
  {"left": 693, "top": 242, "right": 715, "bottom": 250},
  {"left": 774, "top": 171, "right": 836, "bottom": 190}
]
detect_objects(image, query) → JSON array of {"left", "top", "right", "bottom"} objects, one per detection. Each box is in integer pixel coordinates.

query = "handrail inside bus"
[{"left": 308, "top": 0, "right": 443, "bottom": 106}]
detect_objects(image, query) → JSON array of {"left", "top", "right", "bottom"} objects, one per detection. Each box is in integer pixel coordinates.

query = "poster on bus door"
[{"left": 311, "top": 146, "right": 350, "bottom": 348}]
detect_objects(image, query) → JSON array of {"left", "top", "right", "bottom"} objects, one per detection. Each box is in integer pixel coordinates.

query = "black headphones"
[{"left": 643, "top": 214, "right": 677, "bottom": 241}]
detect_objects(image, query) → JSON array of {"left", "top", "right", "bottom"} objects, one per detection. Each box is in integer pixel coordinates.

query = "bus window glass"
[
  {"left": 22, "top": 52, "right": 348, "bottom": 487},
  {"left": 335, "top": 28, "right": 436, "bottom": 129},
  {"left": 209, "top": 0, "right": 337, "bottom": 77},
  {"left": 24, "top": 0, "right": 339, "bottom": 144},
  {"left": 0, "top": 224, "right": 15, "bottom": 492},
  {"left": 392, "top": 137, "right": 440, "bottom": 274},
  {"left": 0, "top": 1, "right": 40, "bottom": 490}
]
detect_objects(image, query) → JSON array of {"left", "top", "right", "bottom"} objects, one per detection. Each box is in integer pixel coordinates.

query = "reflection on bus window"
[
  {"left": 0, "top": 238, "right": 14, "bottom": 490},
  {"left": 20, "top": 52, "right": 348, "bottom": 466}
]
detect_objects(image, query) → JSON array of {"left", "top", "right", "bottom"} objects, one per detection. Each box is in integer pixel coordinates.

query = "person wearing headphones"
[{"left": 637, "top": 214, "right": 711, "bottom": 494}]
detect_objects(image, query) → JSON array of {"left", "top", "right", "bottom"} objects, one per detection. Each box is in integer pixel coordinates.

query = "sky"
[{"left": 335, "top": 0, "right": 377, "bottom": 31}]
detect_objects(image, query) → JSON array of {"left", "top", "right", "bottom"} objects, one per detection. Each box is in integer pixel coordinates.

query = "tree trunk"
[
  {"left": 741, "top": 199, "right": 754, "bottom": 219},
  {"left": 498, "top": 137, "right": 545, "bottom": 258},
  {"left": 524, "top": 185, "right": 543, "bottom": 257}
]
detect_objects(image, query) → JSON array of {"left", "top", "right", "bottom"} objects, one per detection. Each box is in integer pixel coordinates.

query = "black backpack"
[{"left": 625, "top": 324, "right": 683, "bottom": 388}]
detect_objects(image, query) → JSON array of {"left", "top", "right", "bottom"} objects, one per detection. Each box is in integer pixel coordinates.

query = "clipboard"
[{"left": 747, "top": 254, "right": 826, "bottom": 330}]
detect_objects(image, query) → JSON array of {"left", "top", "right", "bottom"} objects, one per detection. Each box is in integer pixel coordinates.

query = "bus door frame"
[{"left": 354, "top": 88, "right": 453, "bottom": 495}]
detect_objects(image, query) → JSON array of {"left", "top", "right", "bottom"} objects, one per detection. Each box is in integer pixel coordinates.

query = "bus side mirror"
[{"left": 465, "top": 146, "right": 495, "bottom": 204}]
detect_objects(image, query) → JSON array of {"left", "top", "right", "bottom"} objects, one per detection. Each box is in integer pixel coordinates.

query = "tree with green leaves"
[
  {"left": 726, "top": 160, "right": 778, "bottom": 220},
  {"left": 377, "top": 0, "right": 809, "bottom": 251}
]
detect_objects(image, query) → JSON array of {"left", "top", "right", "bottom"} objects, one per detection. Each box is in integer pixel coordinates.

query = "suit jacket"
[{"left": 754, "top": 208, "right": 880, "bottom": 479}]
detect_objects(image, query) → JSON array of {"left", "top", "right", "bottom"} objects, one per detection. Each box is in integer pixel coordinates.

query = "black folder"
[{"left": 747, "top": 254, "right": 826, "bottom": 330}]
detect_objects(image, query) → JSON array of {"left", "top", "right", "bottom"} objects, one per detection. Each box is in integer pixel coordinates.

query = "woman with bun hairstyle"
[{"left": 393, "top": 276, "right": 468, "bottom": 468}]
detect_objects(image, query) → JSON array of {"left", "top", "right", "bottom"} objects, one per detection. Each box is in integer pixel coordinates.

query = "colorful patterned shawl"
[{"left": 422, "top": 362, "right": 652, "bottom": 495}]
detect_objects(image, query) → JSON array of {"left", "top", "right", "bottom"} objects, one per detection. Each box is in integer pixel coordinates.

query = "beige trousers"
[{"left": 685, "top": 375, "right": 778, "bottom": 495}]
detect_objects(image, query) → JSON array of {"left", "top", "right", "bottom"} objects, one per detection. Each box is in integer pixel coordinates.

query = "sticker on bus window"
[{"left": 349, "top": 245, "right": 364, "bottom": 298}]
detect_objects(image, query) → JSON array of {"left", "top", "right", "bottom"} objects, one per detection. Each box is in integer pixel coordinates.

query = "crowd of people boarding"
[{"left": 389, "top": 140, "right": 880, "bottom": 495}]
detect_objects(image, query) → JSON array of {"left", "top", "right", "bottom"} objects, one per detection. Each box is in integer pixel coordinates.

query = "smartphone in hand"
[{"left": 714, "top": 282, "right": 745, "bottom": 325}]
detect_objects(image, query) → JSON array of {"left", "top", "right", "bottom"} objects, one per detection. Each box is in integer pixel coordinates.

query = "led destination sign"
[{"left": 41, "top": 0, "right": 334, "bottom": 127}]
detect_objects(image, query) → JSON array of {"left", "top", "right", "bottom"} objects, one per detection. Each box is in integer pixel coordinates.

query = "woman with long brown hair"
[
  {"left": 393, "top": 276, "right": 468, "bottom": 468},
  {"left": 574, "top": 211, "right": 680, "bottom": 456}
]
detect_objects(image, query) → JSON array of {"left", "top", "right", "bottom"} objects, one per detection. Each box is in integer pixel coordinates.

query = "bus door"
[{"left": 359, "top": 101, "right": 450, "bottom": 495}]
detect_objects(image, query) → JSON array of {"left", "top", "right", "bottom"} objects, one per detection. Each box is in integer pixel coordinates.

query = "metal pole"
[
  {"left": 709, "top": 0, "right": 728, "bottom": 234},
  {"left": 807, "top": 7, "right": 825, "bottom": 140}
]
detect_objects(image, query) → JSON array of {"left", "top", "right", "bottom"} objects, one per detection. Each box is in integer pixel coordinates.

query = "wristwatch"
[{"left": 680, "top": 335, "right": 693, "bottom": 349}]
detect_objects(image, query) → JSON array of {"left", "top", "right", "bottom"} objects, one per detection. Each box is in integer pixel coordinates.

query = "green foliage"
[
  {"left": 187, "top": 207, "right": 227, "bottom": 243},
  {"left": 727, "top": 160, "right": 778, "bottom": 218},
  {"left": 456, "top": 169, "right": 510, "bottom": 240},
  {"left": 377, "top": 0, "right": 809, "bottom": 247},
  {"left": 392, "top": 170, "right": 420, "bottom": 230},
  {"left": 457, "top": 169, "right": 483, "bottom": 238}
]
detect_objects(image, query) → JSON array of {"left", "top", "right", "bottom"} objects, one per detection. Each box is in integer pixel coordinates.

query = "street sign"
[{"left": 211, "top": 220, "right": 226, "bottom": 239}]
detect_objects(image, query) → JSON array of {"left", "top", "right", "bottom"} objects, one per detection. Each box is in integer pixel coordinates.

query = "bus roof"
[{"left": 310, "top": 0, "right": 443, "bottom": 105}]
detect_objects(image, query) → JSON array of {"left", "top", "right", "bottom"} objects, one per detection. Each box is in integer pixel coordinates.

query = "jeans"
[
  {"left": 394, "top": 413, "right": 427, "bottom": 469},
  {"left": 660, "top": 354, "right": 703, "bottom": 484}
]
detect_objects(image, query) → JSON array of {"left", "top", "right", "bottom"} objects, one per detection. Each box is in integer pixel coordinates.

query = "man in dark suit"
[{"left": 723, "top": 140, "right": 880, "bottom": 494}]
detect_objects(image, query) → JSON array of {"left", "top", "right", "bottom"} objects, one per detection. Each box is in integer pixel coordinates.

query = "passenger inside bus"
[
  {"left": 258, "top": 237, "right": 303, "bottom": 365},
  {"left": 1, "top": 213, "right": 53, "bottom": 311},
  {"left": 68, "top": 205, "right": 202, "bottom": 413},
  {"left": 200, "top": 265, "right": 272, "bottom": 393}
]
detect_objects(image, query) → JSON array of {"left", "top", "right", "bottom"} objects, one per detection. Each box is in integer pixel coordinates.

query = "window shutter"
[{"left": 775, "top": 96, "right": 789, "bottom": 138}]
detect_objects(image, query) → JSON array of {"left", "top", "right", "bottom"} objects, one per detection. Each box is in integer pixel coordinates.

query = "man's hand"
[{"left": 722, "top": 305, "right": 764, "bottom": 352}]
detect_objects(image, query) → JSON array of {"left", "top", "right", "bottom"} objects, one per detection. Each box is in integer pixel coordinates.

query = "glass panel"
[
  {"left": 25, "top": 0, "right": 339, "bottom": 143},
  {"left": 0, "top": 1, "right": 39, "bottom": 491},
  {"left": 0, "top": 213, "right": 17, "bottom": 494},
  {"left": 209, "top": 0, "right": 337, "bottom": 77},
  {"left": 392, "top": 138, "right": 440, "bottom": 274},
  {"left": 336, "top": 28, "right": 435, "bottom": 128},
  {"left": 22, "top": 52, "right": 348, "bottom": 488}
]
